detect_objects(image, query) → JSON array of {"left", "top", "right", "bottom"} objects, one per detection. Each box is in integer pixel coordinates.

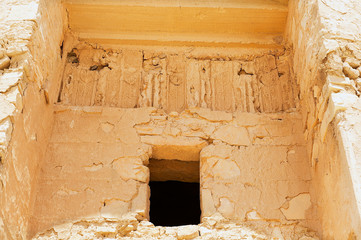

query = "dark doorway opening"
[{"left": 149, "top": 180, "right": 200, "bottom": 226}]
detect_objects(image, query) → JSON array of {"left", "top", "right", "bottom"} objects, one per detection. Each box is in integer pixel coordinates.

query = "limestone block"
[
  {"left": 0, "top": 94, "right": 15, "bottom": 121},
  {"left": 211, "top": 125, "right": 251, "bottom": 146},
  {"left": 218, "top": 198, "right": 235, "bottom": 219},
  {"left": 140, "top": 135, "right": 208, "bottom": 161},
  {"left": 100, "top": 200, "right": 130, "bottom": 218},
  {"left": 271, "top": 227, "right": 285, "bottom": 240},
  {"left": 280, "top": 193, "right": 311, "bottom": 220},
  {"left": 201, "top": 189, "right": 217, "bottom": 217},
  {"left": 343, "top": 62, "right": 359, "bottom": 80},
  {"left": 112, "top": 157, "right": 149, "bottom": 183},
  {"left": 7, "top": 2, "right": 38, "bottom": 21},
  {"left": 0, "top": 56, "right": 10, "bottom": 70},
  {"left": 200, "top": 144, "right": 234, "bottom": 160},
  {"left": 212, "top": 159, "right": 240, "bottom": 180},
  {"left": 320, "top": 92, "right": 358, "bottom": 141},
  {"left": 134, "top": 125, "right": 164, "bottom": 136},
  {"left": 52, "top": 223, "right": 72, "bottom": 239},
  {"left": 176, "top": 225, "right": 199, "bottom": 240},
  {"left": 318, "top": 39, "right": 339, "bottom": 60},
  {"left": 95, "top": 225, "right": 117, "bottom": 237},
  {"left": 124, "top": 107, "right": 154, "bottom": 125},
  {"left": 245, "top": 210, "right": 263, "bottom": 221},
  {"left": 0, "top": 118, "right": 12, "bottom": 146},
  {"left": 198, "top": 226, "right": 213, "bottom": 237},
  {"left": 345, "top": 57, "right": 361, "bottom": 69},
  {"left": 131, "top": 184, "right": 150, "bottom": 220},
  {"left": 5, "top": 86, "right": 22, "bottom": 111}
]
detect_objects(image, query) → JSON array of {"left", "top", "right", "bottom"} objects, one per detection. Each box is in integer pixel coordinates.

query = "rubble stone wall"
[
  {"left": 29, "top": 104, "right": 315, "bottom": 238},
  {"left": 0, "top": 0, "right": 65, "bottom": 239}
]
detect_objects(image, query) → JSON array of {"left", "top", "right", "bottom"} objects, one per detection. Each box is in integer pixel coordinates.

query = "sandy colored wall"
[
  {"left": 286, "top": 0, "right": 361, "bottom": 238},
  {"left": 29, "top": 106, "right": 152, "bottom": 237},
  {"left": 27, "top": 36, "right": 321, "bottom": 238},
  {"left": 30, "top": 105, "right": 315, "bottom": 238},
  {"left": 0, "top": 0, "right": 65, "bottom": 239}
]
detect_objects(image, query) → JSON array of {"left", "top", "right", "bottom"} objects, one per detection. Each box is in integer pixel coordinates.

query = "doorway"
[{"left": 148, "top": 158, "right": 200, "bottom": 226}]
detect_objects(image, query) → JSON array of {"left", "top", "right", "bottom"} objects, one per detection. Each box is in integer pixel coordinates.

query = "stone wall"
[
  {"left": 286, "top": 0, "right": 361, "bottom": 238},
  {"left": 0, "top": 0, "right": 65, "bottom": 239},
  {"left": 29, "top": 104, "right": 315, "bottom": 238},
  {"left": 2, "top": 0, "right": 361, "bottom": 239}
]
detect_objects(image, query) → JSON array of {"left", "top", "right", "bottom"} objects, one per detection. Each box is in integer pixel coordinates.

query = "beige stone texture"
[
  {"left": 286, "top": 0, "right": 361, "bottom": 238},
  {"left": 2, "top": 0, "right": 361, "bottom": 239},
  {"left": 58, "top": 43, "right": 297, "bottom": 114},
  {"left": 0, "top": 0, "right": 66, "bottom": 239}
]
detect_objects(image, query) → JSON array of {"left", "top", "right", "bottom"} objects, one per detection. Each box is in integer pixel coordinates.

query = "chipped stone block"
[
  {"left": 131, "top": 184, "right": 150, "bottom": 220},
  {"left": 7, "top": 2, "right": 39, "bottom": 21},
  {"left": 100, "top": 200, "right": 130, "bottom": 218},
  {"left": 0, "top": 56, "right": 10, "bottom": 70},
  {"left": 345, "top": 57, "right": 361, "bottom": 69},
  {"left": 200, "top": 144, "right": 234, "bottom": 159},
  {"left": 95, "top": 225, "right": 117, "bottom": 237},
  {"left": 211, "top": 125, "right": 250, "bottom": 146},
  {"left": 5, "top": 86, "right": 22, "bottom": 111},
  {"left": 246, "top": 210, "right": 263, "bottom": 221},
  {"left": 211, "top": 159, "right": 240, "bottom": 180},
  {"left": 271, "top": 227, "right": 284, "bottom": 240},
  {"left": 320, "top": 92, "right": 358, "bottom": 141},
  {"left": 217, "top": 198, "right": 234, "bottom": 219},
  {"left": 112, "top": 157, "right": 149, "bottom": 183},
  {"left": 134, "top": 125, "right": 164, "bottom": 136},
  {"left": 280, "top": 193, "right": 311, "bottom": 220},
  {"left": 343, "top": 62, "right": 359, "bottom": 80},
  {"left": 0, "top": 94, "right": 15, "bottom": 121},
  {"left": 201, "top": 189, "right": 216, "bottom": 217},
  {"left": 0, "top": 117, "right": 12, "bottom": 145},
  {"left": 176, "top": 225, "right": 199, "bottom": 240}
]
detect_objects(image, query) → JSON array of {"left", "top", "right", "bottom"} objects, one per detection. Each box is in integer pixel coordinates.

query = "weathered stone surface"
[
  {"left": 0, "top": 71, "right": 23, "bottom": 93},
  {"left": 211, "top": 125, "right": 250, "bottom": 146},
  {"left": 0, "top": 56, "right": 10, "bottom": 70},
  {"left": 287, "top": 0, "right": 361, "bottom": 237},
  {"left": 141, "top": 135, "right": 208, "bottom": 161},
  {"left": 176, "top": 225, "right": 199, "bottom": 239},
  {"left": 189, "top": 108, "right": 233, "bottom": 122},
  {"left": 4, "top": 0, "right": 361, "bottom": 239},
  {"left": 343, "top": 62, "right": 359, "bottom": 80},
  {"left": 280, "top": 193, "right": 311, "bottom": 220},
  {"left": 58, "top": 44, "right": 297, "bottom": 113}
]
